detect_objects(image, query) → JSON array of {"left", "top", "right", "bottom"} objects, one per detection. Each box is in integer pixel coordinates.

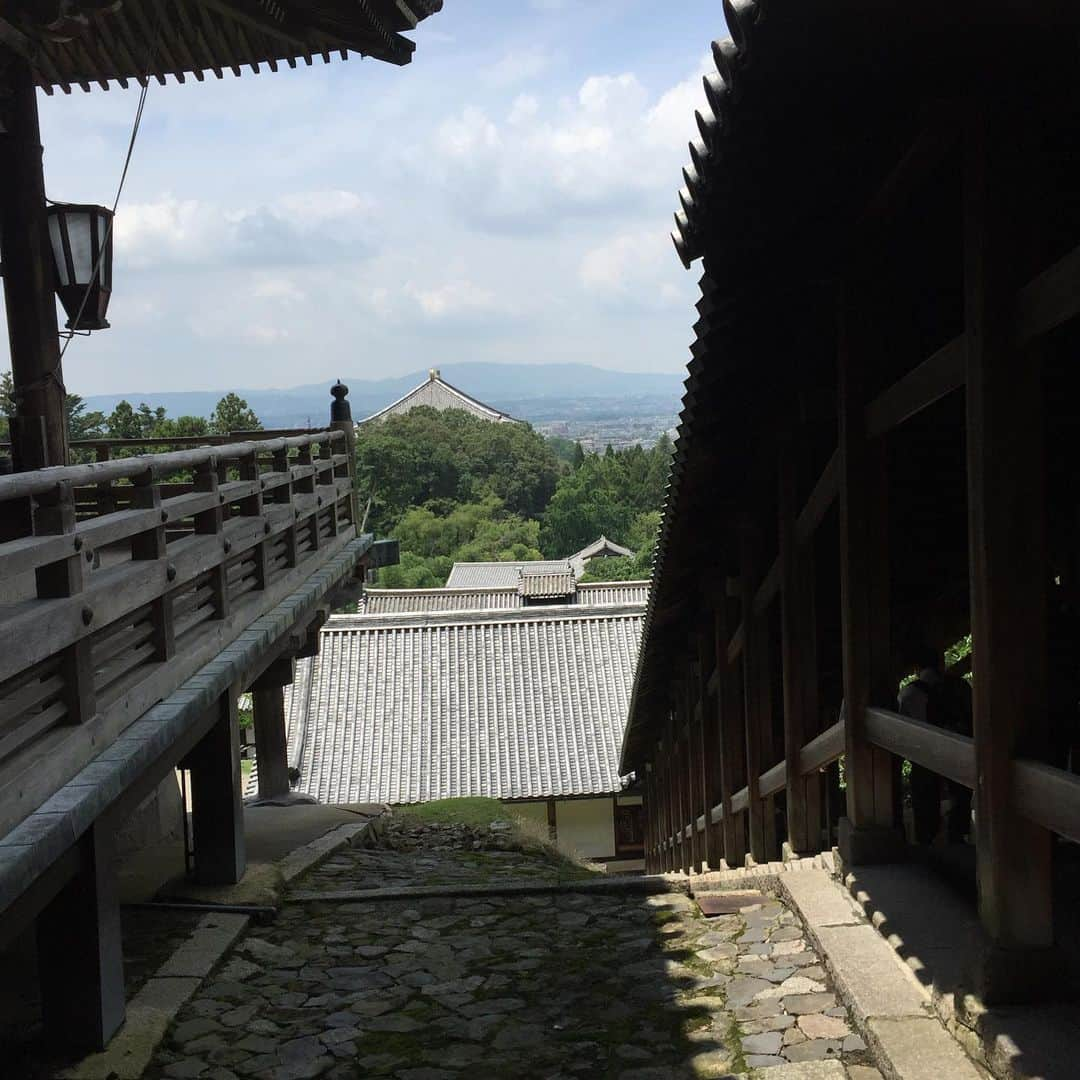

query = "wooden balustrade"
[
  {"left": 0, "top": 428, "right": 355, "bottom": 838},
  {"left": 647, "top": 706, "right": 1080, "bottom": 868}
]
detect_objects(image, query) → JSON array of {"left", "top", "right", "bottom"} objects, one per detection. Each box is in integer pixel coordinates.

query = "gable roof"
[
  {"left": 359, "top": 369, "right": 521, "bottom": 425},
  {"left": 362, "top": 579, "right": 650, "bottom": 613},
  {"left": 267, "top": 602, "right": 646, "bottom": 805},
  {"left": 569, "top": 536, "right": 635, "bottom": 577}
]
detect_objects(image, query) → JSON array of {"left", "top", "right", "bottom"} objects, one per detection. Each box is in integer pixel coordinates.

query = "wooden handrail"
[
  {"left": 1013, "top": 758, "right": 1080, "bottom": 845},
  {"left": 865, "top": 707, "right": 975, "bottom": 789},
  {"left": 0, "top": 431, "right": 343, "bottom": 501},
  {"left": 798, "top": 719, "right": 845, "bottom": 776}
]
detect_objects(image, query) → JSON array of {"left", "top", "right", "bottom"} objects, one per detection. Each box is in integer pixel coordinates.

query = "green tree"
[
  {"left": 540, "top": 441, "right": 671, "bottom": 558},
  {"left": 210, "top": 392, "right": 262, "bottom": 434},
  {"left": 356, "top": 407, "right": 560, "bottom": 534}
]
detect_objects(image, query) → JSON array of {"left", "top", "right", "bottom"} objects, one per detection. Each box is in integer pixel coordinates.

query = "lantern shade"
[{"left": 46, "top": 203, "right": 113, "bottom": 331}]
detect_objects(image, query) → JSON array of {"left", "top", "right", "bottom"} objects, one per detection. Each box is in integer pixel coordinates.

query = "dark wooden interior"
[{"left": 621, "top": 0, "right": 1080, "bottom": 1004}]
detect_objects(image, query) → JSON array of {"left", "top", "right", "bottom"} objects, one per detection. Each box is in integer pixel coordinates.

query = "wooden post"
[
  {"left": 329, "top": 380, "right": 359, "bottom": 532},
  {"left": 251, "top": 656, "right": 294, "bottom": 801},
  {"left": 187, "top": 692, "right": 246, "bottom": 885},
  {"left": 779, "top": 440, "right": 822, "bottom": 856},
  {"left": 739, "top": 519, "right": 768, "bottom": 863},
  {"left": 130, "top": 467, "right": 176, "bottom": 662},
  {"left": 655, "top": 740, "right": 667, "bottom": 870},
  {"left": 546, "top": 798, "right": 557, "bottom": 842},
  {"left": 715, "top": 588, "right": 747, "bottom": 865},
  {"left": 643, "top": 763, "right": 654, "bottom": 873},
  {"left": 34, "top": 481, "right": 96, "bottom": 725},
  {"left": 964, "top": 99, "right": 1054, "bottom": 995},
  {"left": 37, "top": 819, "right": 125, "bottom": 1049},
  {"left": 0, "top": 55, "right": 69, "bottom": 468},
  {"left": 679, "top": 677, "right": 702, "bottom": 873},
  {"left": 837, "top": 278, "right": 903, "bottom": 864},
  {"left": 194, "top": 457, "right": 229, "bottom": 619},
  {"left": 696, "top": 622, "right": 720, "bottom": 869}
]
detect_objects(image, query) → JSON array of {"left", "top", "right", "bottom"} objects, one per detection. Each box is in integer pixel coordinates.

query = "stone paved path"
[{"left": 146, "top": 818, "right": 883, "bottom": 1079}]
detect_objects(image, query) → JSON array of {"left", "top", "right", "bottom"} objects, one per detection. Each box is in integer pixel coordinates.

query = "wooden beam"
[
  {"left": 964, "top": 100, "right": 1053, "bottom": 956},
  {"left": 864, "top": 335, "right": 966, "bottom": 438},
  {"left": 857, "top": 107, "right": 961, "bottom": 230},
  {"left": 1014, "top": 239, "right": 1080, "bottom": 345}
]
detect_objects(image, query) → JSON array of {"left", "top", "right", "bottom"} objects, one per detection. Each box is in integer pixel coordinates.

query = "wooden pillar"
[
  {"left": 964, "top": 99, "right": 1054, "bottom": 990},
  {"left": 779, "top": 441, "right": 822, "bottom": 856},
  {"left": 715, "top": 588, "right": 747, "bottom": 865},
  {"left": 679, "top": 678, "right": 702, "bottom": 873},
  {"left": 696, "top": 622, "right": 720, "bottom": 869},
  {"left": 251, "top": 656, "right": 294, "bottom": 801},
  {"left": 188, "top": 692, "right": 246, "bottom": 885},
  {"left": 37, "top": 820, "right": 125, "bottom": 1049},
  {"left": 0, "top": 55, "right": 68, "bottom": 468},
  {"left": 739, "top": 519, "right": 768, "bottom": 863},
  {"left": 837, "top": 279, "right": 904, "bottom": 864},
  {"left": 662, "top": 737, "right": 675, "bottom": 872},
  {"left": 546, "top": 798, "right": 557, "bottom": 842}
]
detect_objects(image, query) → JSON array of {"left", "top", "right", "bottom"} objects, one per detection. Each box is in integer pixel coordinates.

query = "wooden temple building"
[
  {"left": 620, "top": 1, "right": 1080, "bottom": 1004},
  {"left": 359, "top": 368, "right": 522, "bottom": 426},
  {"left": 0, "top": 0, "right": 440, "bottom": 1052}
]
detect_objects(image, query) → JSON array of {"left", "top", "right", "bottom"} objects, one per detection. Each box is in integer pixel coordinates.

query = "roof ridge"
[{"left": 328, "top": 601, "right": 646, "bottom": 631}]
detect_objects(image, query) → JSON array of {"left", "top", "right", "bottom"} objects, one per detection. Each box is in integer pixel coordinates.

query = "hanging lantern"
[{"left": 46, "top": 203, "right": 114, "bottom": 331}]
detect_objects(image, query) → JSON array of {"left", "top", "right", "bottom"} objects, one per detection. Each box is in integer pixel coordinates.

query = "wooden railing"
[
  {"left": 0, "top": 428, "right": 355, "bottom": 837},
  {"left": 648, "top": 706, "right": 1080, "bottom": 864}
]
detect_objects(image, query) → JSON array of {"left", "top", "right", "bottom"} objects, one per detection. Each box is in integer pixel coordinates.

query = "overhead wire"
[{"left": 55, "top": 12, "right": 162, "bottom": 362}]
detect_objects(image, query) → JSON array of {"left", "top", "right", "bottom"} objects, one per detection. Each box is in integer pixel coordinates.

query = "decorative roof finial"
[
  {"left": 330, "top": 380, "right": 351, "bottom": 422},
  {"left": 429, "top": 368, "right": 440, "bottom": 381}
]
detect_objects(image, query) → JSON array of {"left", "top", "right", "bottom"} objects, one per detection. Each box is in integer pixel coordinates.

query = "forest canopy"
[{"left": 356, "top": 407, "right": 671, "bottom": 587}]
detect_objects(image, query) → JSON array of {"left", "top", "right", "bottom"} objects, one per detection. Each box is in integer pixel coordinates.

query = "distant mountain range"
[{"left": 83, "top": 363, "right": 686, "bottom": 429}]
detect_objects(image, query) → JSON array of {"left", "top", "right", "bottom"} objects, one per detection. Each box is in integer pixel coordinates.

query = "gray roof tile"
[{"left": 272, "top": 603, "right": 645, "bottom": 805}]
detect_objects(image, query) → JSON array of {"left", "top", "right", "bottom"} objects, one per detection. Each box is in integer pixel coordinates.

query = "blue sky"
[{"left": 11, "top": 1, "right": 726, "bottom": 395}]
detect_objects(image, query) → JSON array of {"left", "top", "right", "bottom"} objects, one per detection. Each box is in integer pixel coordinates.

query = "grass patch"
[{"left": 397, "top": 796, "right": 508, "bottom": 828}]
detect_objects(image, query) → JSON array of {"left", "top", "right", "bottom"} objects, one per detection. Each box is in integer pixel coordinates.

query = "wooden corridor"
[{"left": 620, "top": 2, "right": 1080, "bottom": 1006}]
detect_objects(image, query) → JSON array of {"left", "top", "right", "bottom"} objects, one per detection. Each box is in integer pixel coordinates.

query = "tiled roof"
[
  {"left": 569, "top": 537, "right": 635, "bottom": 577},
  {"left": 445, "top": 560, "right": 572, "bottom": 589},
  {"left": 518, "top": 570, "right": 576, "bottom": 599},
  {"left": 363, "top": 587, "right": 520, "bottom": 613},
  {"left": 362, "top": 580, "right": 649, "bottom": 613},
  {"left": 360, "top": 370, "right": 520, "bottom": 425},
  {"left": 269, "top": 602, "right": 645, "bottom": 804}
]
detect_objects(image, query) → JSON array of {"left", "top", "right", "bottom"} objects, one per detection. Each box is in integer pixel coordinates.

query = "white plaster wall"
[{"left": 555, "top": 797, "right": 615, "bottom": 858}]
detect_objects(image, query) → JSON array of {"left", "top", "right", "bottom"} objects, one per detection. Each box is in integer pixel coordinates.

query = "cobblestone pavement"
[{"left": 146, "top": 819, "right": 883, "bottom": 1079}]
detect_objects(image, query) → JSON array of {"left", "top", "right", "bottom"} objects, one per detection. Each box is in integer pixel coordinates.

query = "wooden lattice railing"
[{"left": 0, "top": 429, "right": 355, "bottom": 836}]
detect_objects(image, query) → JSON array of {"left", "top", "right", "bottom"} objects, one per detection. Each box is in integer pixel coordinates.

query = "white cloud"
[
  {"left": 508, "top": 94, "right": 539, "bottom": 125},
  {"left": 406, "top": 278, "right": 499, "bottom": 319},
  {"left": 487, "top": 47, "right": 551, "bottom": 87},
  {"left": 114, "top": 190, "right": 376, "bottom": 269},
  {"left": 426, "top": 61, "right": 710, "bottom": 234},
  {"left": 579, "top": 229, "right": 686, "bottom": 307}
]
